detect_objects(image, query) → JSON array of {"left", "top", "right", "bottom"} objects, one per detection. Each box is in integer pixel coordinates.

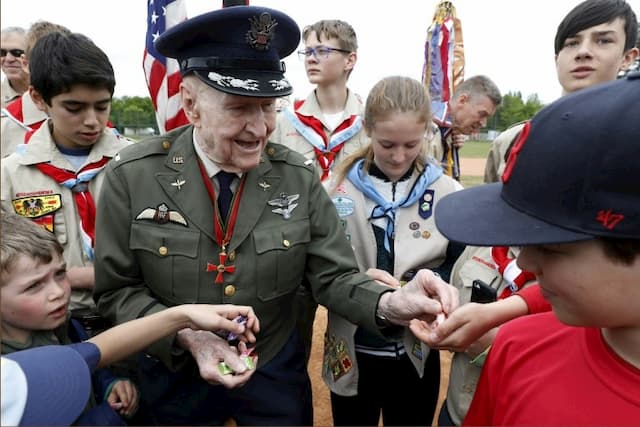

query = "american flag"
[{"left": 144, "top": 0, "right": 189, "bottom": 133}]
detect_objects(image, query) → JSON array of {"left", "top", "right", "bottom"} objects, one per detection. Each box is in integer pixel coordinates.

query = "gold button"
[
  {"left": 224, "top": 284, "right": 236, "bottom": 297},
  {"left": 228, "top": 251, "right": 236, "bottom": 261},
  {"left": 283, "top": 239, "right": 290, "bottom": 248},
  {"left": 162, "top": 140, "right": 171, "bottom": 150},
  {"left": 422, "top": 231, "right": 431, "bottom": 239},
  {"left": 158, "top": 246, "right": 168, "bottom": 256},
  {"left": 267, "top": 147, "right": 276, "bottom": 156}
]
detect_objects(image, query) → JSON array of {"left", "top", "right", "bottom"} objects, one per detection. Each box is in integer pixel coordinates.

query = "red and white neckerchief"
[
  {"left": 490, "top": 246, "right": 536, "bottom": 299},
  {"left": 35, "top": 158, "right": 111, "bottom": 260},
  {"left": 198, "top": 160, "right": 246, "bottom": 284},
  {"left": 284, "top": 100, "right": 363, "bottom": 181}
]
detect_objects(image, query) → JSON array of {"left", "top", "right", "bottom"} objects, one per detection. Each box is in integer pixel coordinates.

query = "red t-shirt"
[
  {"left": 464, "top": 312, "right": 640, "bottom": 426},
  {"left": 517, "top": 284, "right": 552, "bottom": 314}
]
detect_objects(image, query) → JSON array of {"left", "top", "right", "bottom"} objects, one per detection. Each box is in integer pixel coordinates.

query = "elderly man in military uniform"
[{"left": 93, "top": 5, "right": 458, "bottom": 425}]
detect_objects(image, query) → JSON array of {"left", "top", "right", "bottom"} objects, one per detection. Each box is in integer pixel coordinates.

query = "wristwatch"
[{"left": 375, "top": 309, "right": 393, "bottom": 327}]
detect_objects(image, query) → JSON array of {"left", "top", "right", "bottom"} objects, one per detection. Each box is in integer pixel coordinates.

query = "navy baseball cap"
[
  {"left": 1, "top": 344, "right": 99, "bottom": 426},
  {"left": 155, "top": 5, "right": 300, "bottom": 97},
  {"left": 435, "top": 73, "right": 640, "bottom": 246}
]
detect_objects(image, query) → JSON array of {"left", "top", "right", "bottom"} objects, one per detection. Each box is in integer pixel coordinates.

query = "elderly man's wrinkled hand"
[
  {"left": 377, "top": 269, "right": 459, "bottom": 326},
  {"left": 177, "top": 329, "right": 257, "bottom": 388}
]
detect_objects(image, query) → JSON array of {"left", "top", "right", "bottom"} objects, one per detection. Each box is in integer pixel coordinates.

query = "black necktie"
[{"left": 217, "top": 171, "right": 235, "bottom": 221}]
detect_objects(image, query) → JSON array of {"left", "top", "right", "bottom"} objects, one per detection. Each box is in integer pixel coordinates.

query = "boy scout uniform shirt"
[
  {"left": 272, "top": 89, "right": 368, "bottom": 183},
  {"left": 483, "top": 122, "right": 526, "bottom": 183},
  {"left": 93, "top": 125, "right": 389, "bottom": 370},
  {"left": 1, "top": 91, "right": 48, "bottom": 157},
  {"left": 323, "top": 169, "right": 459, "bottom": 396},
  {"left": 445, "top": 245, "right": 534, "bottom": 425},
  {"left": 1, "top": 77, "right": 21, "bottom": 108},
  {"left": 0, "top": 122, "right": 132, "bottom": 311}
]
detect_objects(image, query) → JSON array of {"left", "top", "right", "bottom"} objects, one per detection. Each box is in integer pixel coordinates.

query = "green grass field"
[
  {"left": 459, "top": 140, "right": 491, "bottom": 188},
  {"left": 459, "top": 140, "right": 491, "bottom": 158}
]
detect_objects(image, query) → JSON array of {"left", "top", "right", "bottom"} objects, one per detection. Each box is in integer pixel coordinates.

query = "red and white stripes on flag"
[{"left": 144, "top": 0, "right": 189, "bottom": 133}]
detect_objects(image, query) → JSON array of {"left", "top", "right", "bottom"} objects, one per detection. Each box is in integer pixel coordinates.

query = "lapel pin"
[{"left": 171, "top": 179, "right": 186, "bottom": 190}]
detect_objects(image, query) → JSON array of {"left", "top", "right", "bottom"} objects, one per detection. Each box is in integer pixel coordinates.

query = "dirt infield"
[{"left": 460, "top": 157, "right": 486, "bottom": 177}]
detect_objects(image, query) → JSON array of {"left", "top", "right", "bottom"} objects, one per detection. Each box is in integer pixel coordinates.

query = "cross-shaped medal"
[{"left": 206, "top": 250, "right": 235, "bottom": 283}]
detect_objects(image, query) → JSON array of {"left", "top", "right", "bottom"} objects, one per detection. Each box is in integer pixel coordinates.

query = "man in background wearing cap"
[
  {"left": 412, "top": 74, "right": 640, "bottom": 425},
  {"left": 93, "top": 5, "right": 458, "bottom": 425}
]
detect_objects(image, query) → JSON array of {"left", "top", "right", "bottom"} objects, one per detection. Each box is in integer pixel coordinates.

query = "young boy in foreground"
[
  {"left": 411, "top": 73, "right": 640, "bottom": 425},
  {"left": 0, "top": 212, "right": 259, "bottom": 425}
]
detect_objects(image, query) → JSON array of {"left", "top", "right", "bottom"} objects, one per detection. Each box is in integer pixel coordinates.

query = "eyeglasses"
[
  {"left": 0, "top": 48, "right": 25, "bottom": 58},
  {"left": 297, "top": 46, "right": 351, "bottom": 61}
]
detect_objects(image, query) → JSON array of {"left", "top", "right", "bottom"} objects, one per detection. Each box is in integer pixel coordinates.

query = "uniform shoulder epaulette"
[
  {"left": 111, "top": 127, "right": 189, "bottom": 166},
  {"left": 264, "top": 142, "right": 314, "bottom": 171}
]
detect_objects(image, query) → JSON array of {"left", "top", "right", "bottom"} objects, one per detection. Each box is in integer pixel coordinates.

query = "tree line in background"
[
  {"left": 108, "top": 91, "right": 547, "bottom": 135},
  {"left": 109, "top": 49, "right": 640, "bottom": 136}
]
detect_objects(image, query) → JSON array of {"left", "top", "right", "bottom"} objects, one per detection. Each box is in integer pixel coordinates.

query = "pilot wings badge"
[
  {"left": 268, "top": 193, "right": 299, "bottom": 219},
  {"left": 136, "top": 203, "right": 188, "bottom": 226}
]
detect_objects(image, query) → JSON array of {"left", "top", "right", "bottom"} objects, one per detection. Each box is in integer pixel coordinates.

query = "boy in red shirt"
[{"left": 412, "top": 74, "right": 640, "bottom": 425}]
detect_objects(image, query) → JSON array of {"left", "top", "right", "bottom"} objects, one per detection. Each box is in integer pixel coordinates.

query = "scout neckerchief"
[
  {"left": 197, "top": 160, "right": 246, "bottom": 284},
  {"left": 284, "top": 100, "right": 363, "bottom": 181},
  {"left": 432, "top": 101, "right": 460, "bottom": 180},
  {"left": 35, "top": 157, "right": 110, "bottom": 260},
  {"left": 490, "top": 246, "right": 536, "bottom": 299},
  {"left": 347, "top": 159, "right": 443, "bottom": 252}
]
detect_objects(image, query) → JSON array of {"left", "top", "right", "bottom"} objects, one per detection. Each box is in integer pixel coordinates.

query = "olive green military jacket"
[{"left": 94, "top": 125, "right": 389, "bottom": 369}]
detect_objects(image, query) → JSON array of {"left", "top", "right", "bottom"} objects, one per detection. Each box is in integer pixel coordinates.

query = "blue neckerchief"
[{"left": 347, "top": 159, "right": 443, "bottom": 252}]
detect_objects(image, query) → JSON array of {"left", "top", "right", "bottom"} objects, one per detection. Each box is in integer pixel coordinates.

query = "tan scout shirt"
[
  {"left": 483, "top": 122, "right": 526, "bottom": 183},
  {"left": 1, "top": 77, "right": 21, "bottom": 108},
  {"left": 92, "top": 125, "right": 391, "bottom": 370},
  {"left": 322, "top": 167, "right": 460, "bottom": 396},
  {"left": 1, "top": 91, "right": 48, "bottom": 157},
  {"left": 272, "top": 89, "right": 368, "bottom": 183},
  {"left": 1, "top": 121, "right": 132, "bottom": 310}
]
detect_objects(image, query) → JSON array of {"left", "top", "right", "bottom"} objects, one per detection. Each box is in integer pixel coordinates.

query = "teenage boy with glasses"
[{"left": 271, "top": 19, "right": 370, "bottom": 363}]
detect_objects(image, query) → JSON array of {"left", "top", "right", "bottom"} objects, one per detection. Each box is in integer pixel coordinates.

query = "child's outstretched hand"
[
  {"left": 107, "top": 379, "right": 139, "bottom": 417},
  {"left": 175, "top": 304, "right": 260, "bottom": 344}
]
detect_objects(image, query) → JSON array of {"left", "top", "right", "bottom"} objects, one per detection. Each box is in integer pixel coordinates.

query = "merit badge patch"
[
  {"left": 418, "top": 189, "right": 435, "bottom": 219},
  {"left": 332, "top": 196, "right": 354, "bottom": 217},
  {"left": 412, "top": 342, "right": 424, "bottom": 360},
  {"left": 12, "top": 194, "right": 62, "bottom": 218},
  {"left": 324, "top": 334, "right": 352, "bottom": 382}
]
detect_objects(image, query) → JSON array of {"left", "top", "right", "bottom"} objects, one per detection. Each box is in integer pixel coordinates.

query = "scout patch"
[
  {"left": 12, "top": 194, "right": 62, "bottom": 218},
  {"left": 136, "top": 203, "right": 188, "bottom": 226},
  {"left": 12, "top": 195, "right": 62, "bottom": 233},
  {"left": 412, "top": 342, "right": 424, "bottom": 360},
  {"left": 418, "top": 189, "right": 435, "bottom": 219},
  {"left": 268, "top": 193, "right": 299, "bottom": 219},
  {"left": 332, "top": 196, "right": 354, "bottom": 217},
  {"left": 323, "top": 334, "right": 352, "bottom": 382}
]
